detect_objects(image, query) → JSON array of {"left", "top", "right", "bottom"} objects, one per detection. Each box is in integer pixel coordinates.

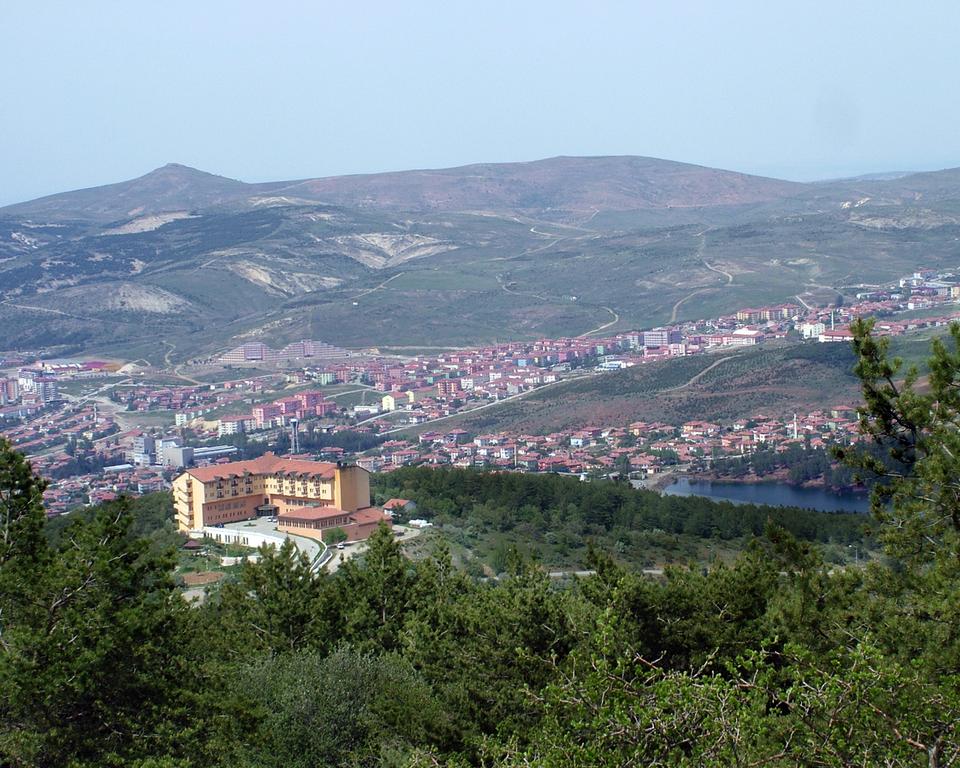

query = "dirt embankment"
[{"left": 180, "top": 571, "right": 224, "bottom": 587}]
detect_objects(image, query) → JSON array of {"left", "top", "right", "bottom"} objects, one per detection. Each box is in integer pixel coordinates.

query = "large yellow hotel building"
[{"left": 172, "top": 453, "right": 387, "bottom": 541}]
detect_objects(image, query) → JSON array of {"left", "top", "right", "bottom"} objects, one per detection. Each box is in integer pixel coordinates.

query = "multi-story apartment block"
[
  {"left": 172, "top": 453, "right": 386, "bottom": 541},
  {"left": 219, "top": 340, "right": 349, "bottom": 366},
  {"left": 642, "top": 328, "right": 682, "bottom": 348},
  {"left": 131, "top": 434, "right": 156, "bottom": 466},
  {"left": 252, "top": 403, "right": 283, "bottom": 428},
  {"left": 798, "top": 322, "right": 826, "bottom": 339},
  {"left": 217, "top": 415, "right": 257, "bottom": 437},
  {"left": 736, "top": 305, "right": 798, "bottom": 323},
  {"left": 436, "top": 379, "right": 463, "bottom": 396}
]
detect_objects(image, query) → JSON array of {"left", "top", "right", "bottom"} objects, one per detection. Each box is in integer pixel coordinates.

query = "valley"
[{"left": 5, "top": 154, "right": 960, "bottom": 531}]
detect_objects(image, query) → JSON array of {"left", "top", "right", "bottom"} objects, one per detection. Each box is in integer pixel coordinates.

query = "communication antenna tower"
[{"left": 290, "top": 417, "right": 300, "bottom": 454}]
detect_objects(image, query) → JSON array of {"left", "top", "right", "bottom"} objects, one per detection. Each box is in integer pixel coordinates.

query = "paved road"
[
  {"left": 548, "top": 569, "right": 665, "bottom": 578},
  {"left": 223, "top": 517, "right": 323, "bottom": 563},
  {"left": 325, "top": 524, "right": 423, "bottom": 573},
  {"left": 222, "top": 519, "right": 423, "bottom": 574},
  {"left": 328, "top": 386, "right": 376, "bottom": 399}
]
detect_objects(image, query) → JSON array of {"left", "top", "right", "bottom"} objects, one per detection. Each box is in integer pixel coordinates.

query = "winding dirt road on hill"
[
  {"left": 661, "top": 355, "right": 737, "bottom": 392},
  {"left": 0, "top": 299, "right": 124, "bottom": 325},
  {"left": 349, "top": 271, "right": 406, "bottom": 300},
  {"left": 577, "top": 306, "right": 620, "bottom": 338},
  {"left": 669, "top": 288, "right": 713, "bottom": 323},
  {"left": 668, "top": 231, "right": 734, "bottom": 323},
  {"left": 702, "top": 258, "right": 734, "bottom": 285}
]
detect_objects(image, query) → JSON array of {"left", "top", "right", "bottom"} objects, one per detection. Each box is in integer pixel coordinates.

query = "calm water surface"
[{"left": 664, "top": 477, "right": 870, "bottom": 513}]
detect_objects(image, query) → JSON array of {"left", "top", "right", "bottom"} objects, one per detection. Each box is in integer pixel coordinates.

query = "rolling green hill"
[
  {"left": 2, "top": 156, "right": 960, "bottom": 360},
  {"left": 441, "top": 341, "right": 864, "bottom": 434}
]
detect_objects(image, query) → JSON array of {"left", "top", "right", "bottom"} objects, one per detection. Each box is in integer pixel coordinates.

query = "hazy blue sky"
[{"left": 2, "top": 1, "right": 959, "bottom": 205}]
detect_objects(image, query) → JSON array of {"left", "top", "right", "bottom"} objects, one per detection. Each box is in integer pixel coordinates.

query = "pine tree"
[{"left": 0, "top": 439, "right": 217, "bottom": 767}]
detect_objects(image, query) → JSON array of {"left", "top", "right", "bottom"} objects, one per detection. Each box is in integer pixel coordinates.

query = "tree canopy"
[{"left": 1, "top": 319, "right": 960, "bottom": 766}]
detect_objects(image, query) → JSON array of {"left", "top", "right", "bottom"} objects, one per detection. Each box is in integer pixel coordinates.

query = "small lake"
[{"left": 664, "top": 477, "right": 870, "bottom": 513}]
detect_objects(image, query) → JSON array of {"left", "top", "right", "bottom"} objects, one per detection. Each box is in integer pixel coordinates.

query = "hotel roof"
[
  {"left": 278, "top": 505, "right": 346, "bottom": 521},
  {"left": 184, "top": 452, "right": 341, "bottom": 482}
]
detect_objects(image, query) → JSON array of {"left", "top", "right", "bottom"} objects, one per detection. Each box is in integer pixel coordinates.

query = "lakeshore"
[{"left": 663, "top": 475, "right": 871, "bottom": 513}]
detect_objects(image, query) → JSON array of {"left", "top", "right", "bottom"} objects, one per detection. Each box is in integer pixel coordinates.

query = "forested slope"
[{"left": 373, "top": 467, "right": 869, "bottom": 569}]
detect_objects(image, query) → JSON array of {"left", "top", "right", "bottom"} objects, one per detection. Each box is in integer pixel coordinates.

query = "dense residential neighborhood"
[
  {"left": 4, "top": 264, "right": 960, "bottom": 515},
  {"left": 353, "top": 408, "right": 861, "bottom": 481}
]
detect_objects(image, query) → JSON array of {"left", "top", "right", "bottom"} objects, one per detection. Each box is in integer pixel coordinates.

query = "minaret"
[{"left": 793, "top": 413, "right": 798, "bottom": 440}]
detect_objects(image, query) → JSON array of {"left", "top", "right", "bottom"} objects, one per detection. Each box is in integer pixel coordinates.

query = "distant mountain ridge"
[
  {"left": 0, "top": 155, "right": 806, "bottom": 223},
  {"left": 267, "top": 155, "right": 805, "bottom": 214},
  {"left": 7, "top": 156, "right": 960, "bottom": 225},
  {"left": 0, "top": 163, "right": 278, "bottom": 223}
]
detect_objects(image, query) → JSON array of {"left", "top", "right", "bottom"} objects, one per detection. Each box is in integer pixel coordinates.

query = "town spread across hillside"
[{"left": 3, "top": 264, "right": 960, "bottom": 515}]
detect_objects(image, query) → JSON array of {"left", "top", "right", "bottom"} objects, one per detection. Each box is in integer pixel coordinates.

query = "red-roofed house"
[{"left": 382, "top": 498, "right": 417, "bottom": 517}]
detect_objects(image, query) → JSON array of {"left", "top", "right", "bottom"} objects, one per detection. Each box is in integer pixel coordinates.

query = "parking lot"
[
  {"left": 223, "top": 516, "right": 323, "bottom": 564},
  {"left": 220, "top": 519, "right": 424, "bottom": 573}
]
